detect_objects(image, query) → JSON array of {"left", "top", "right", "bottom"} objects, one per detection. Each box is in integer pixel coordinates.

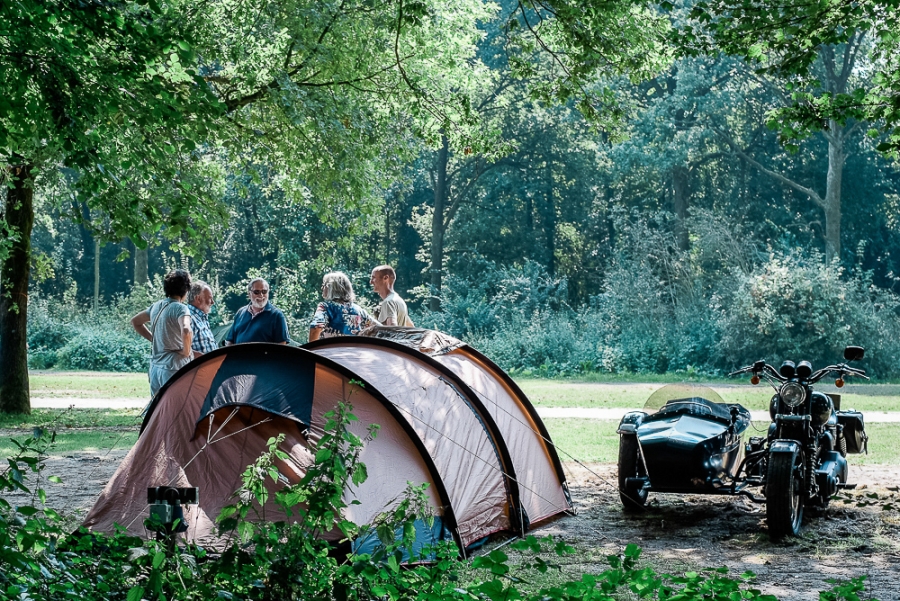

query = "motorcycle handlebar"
[
  {"left": 809, "top": 364, "right": 869, "bottom": 383},
  {"left": 731, "top": 362, "right": 868, "bottom": 382},
  {"left": 729, "top": 363, "right": 785, "bottom": 381}
]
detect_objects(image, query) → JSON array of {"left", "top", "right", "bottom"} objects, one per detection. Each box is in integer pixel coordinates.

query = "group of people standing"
[{"left": 130, "top": 266, "right": 412, "bottom": 397}]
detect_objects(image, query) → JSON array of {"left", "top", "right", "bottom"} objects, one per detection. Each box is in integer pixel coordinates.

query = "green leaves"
[{"left": 126, "top": 586, "right": 144, "bottom": 601}]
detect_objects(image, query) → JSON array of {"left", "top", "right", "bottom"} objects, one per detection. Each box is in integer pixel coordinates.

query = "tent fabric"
[
  {"left": 433, "top": 351, "right": 572, "bottom": 525},
  {"left": 84, "top": 334, "right": 572, "bottom": 553},
  {"left": 310, "top": 344, "right": 513, "bottom": 545},
  {"left": 200, "top": 348, "right": 315, "bottom": 428},
  {"left": 359, "top": 326, "right": 465, "bottom": 355}
]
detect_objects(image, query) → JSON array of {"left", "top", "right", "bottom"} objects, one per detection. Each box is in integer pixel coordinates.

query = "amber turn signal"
[
  {"left": 750, "top": 375, "right": 760, "bottom": 385},
  {"left": 835, "top": 378, "right": 845, "bottom": 388}
]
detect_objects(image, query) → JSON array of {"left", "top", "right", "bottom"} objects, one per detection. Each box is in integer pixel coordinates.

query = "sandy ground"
[
  {"left": 5, "top": 452, "right": 900, "bottom": 600},
  {"left": 542, "top": 462, "right": 900, "bottom": 601}
]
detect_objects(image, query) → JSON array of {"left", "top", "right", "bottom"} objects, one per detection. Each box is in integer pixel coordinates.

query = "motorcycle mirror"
[
  {"left": 835, "top": 378, "right": 845, "bottom": 388},
  {"left": 779, "top": 360, "right": 796, "bottom": 378},
  {"left": 843, "top": 346, "right": 865, "bottom": 362},
  {"left": 750, "top": 375, "right": 760, "bottom": 385},
  {"left": 796, "top": 360, "right": 812, "bottom": 379}
]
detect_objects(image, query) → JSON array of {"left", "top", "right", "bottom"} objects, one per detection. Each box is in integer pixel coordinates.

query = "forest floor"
[
  {"left": 9, "top": 375, "right": 900, "bottom": 600},
  {"left": 543, "top": 463, "right": 900, "bottom": 601},
  {"left": 12, "top": 452, "right": 899, "bottom": 600}
]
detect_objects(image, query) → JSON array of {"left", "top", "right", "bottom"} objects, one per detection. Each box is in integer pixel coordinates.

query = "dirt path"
[
  {"left": 7, "top": 453, "right": 900, "bottom": 600},
  {"left": 541, "top": 463, "right": 900, "bottom": 601}
]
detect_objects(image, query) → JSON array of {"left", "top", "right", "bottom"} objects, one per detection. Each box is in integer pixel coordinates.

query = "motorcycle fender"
[
  {"left": 769, "top": 440, "right": 801, "bottom": 457},
  {"left": 617, "top": 411, "right": 647, "bottom": 434}
]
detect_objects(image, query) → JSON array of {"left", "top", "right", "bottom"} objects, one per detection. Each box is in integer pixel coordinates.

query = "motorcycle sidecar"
[{"left": 616, "top": 385, "right": 751, "bottom": 509}]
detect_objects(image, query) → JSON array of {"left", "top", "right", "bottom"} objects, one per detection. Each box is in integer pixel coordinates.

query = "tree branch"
[{"left": 715, "top": 127, "right": 825, "bottom": 209}]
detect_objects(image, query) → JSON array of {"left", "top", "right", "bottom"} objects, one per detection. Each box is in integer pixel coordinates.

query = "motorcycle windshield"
[{"left": 643, "top": 383, "right": 734, "bottom": 422}]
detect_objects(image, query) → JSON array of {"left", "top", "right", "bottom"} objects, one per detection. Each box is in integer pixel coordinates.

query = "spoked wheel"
[
  {"left": 766, "top": 450, "right": 804, "bottom": 538},
  {"left": 618, "top": 435, "right": 648, "bottom": 510}
]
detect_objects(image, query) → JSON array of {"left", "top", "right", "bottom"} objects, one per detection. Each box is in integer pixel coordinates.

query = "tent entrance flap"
[{"left": 199, "top": 349, "right": 316, "bottom": 426}]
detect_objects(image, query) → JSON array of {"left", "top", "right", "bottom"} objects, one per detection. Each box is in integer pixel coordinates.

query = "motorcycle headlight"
[{"left": 780, "top": 382, "right": 807, "bottom": 408}]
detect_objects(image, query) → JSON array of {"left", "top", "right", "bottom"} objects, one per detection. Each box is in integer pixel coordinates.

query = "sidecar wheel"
[
  {"left": 766, "top": 451, "right": 804, "bottom": 538},
  {"left": 618, "top": 435, "right": 648, "bottom": 510}
]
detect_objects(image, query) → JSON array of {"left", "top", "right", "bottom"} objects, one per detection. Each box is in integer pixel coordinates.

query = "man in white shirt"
[{"left": 370, "top": 265, "right": 414, "bottom": 327}]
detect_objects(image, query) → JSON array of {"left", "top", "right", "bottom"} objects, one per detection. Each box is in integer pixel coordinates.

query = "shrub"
[
  {"left": 715, "top": 254, "right": 900, "bottom": 378},
  {"left": 25, "top": 290, "right": 152, "bottom": 373},
  {"left": 56, "top": 327, "right": 149, "bottom": 372},
  {"left": 27, "top": 300, "right": 78, "bottom": 369},
  {"left": 416, "top": 229, "right": 900, "bottom": 378},
  {"left": 417, "top": 257, "right": 571, "bottom": 338}
]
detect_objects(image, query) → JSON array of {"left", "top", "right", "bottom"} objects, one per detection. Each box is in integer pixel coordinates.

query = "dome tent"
[{"left": 83, "top": 329, "right": 573, "bottom": 554}]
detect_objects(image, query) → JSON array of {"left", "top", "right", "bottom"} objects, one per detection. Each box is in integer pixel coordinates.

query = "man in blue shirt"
[
  {"left": 225, "top": 278, "right": 290, "bottom": 345},
  {"left": 188, "top": 280, "right": 218, "bottom": 356}
]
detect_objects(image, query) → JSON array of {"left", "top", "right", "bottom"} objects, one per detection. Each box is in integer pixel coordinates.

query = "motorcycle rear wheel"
[
  {"left": 618, "top": 435, "right": 648, "bottom": 510},
  {"left": 766, "top": 450, "right": 804, "bottom": 538}
]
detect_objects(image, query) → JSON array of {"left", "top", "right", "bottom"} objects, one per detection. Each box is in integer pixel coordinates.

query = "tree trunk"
[
  {"left": 93, "top": 238, "right": 101, "bottom": 312},
  {"left": 672, "top": 165, "right": 690, "bottom": 251},
  {"left": 543, "top": 160, "right": 556, "bottom": 276},
  {"left": 0, "top": 163, "right": 35, "bottom": 414},
  {"left": 430, "top": 135, "right": 449, "bottom": 311},
  {"left": 823, "top": 121, "right": 845, "bottom": 264},
  {"left": 133, "top": 243, "right": 149, "bottom": 287}
]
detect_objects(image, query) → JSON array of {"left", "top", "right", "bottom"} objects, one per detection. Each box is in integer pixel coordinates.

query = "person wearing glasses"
[
  {"left": 224, "top": 278, "right": 290, "bottom": 345},
  {"left": 308, "top": 271, "right": 379, "bottom": 342}
]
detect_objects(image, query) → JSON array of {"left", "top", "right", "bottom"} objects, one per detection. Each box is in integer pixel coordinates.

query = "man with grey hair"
[
  {"left": 187, "top": 280, "right": 217, "bottom": 356},
  {"left": 225, "top": 277, "right": 290, "bottom": 345}
]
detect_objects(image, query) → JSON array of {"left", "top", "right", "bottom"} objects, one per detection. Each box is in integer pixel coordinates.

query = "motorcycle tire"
[
  {"left": 766, "top": 450, "right": 804, "bottom": 538},
  {"left": 618, "top": 435, "right": 648, "bottom": 510}
]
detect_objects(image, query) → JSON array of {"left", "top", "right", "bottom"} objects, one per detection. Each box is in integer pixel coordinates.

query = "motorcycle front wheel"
[
  {"left": 618, "top": 435, "right": 648, "bottom": 510},
  {"left": 766, "top": 450, "right": 804, "bottom": 538}
]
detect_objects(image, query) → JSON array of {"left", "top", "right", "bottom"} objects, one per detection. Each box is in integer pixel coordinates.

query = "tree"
[
  {"left": 418, "top": 0, "right": 671, "bottom": 309},
  {"left": 717, "top": 36, "right": 870, "bottom": 263},
  {"left": 2, "top": 0, "right": 675, "bottom": 412},
  {"left": 1, "top": 0, "right": 222, "bottom": 413},
  {"left": 680, "top": 0, "right": 900, "bottom": 155}
]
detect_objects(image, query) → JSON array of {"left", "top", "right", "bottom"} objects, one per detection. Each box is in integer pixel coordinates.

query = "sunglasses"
[{"left": 250, "top": 289, "right": 269, "bottom": 295}]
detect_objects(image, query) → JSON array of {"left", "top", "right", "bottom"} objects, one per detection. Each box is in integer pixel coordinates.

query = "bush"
[
  {"left": 416, "top": 226, "right": 900, "bottom": 378},
  {"left": 416, "top": 257, "right": 571, "bottom": 339},
  {"left": 56, "top": 328, "right": 149, "bottom": 372},
  {"left": 26, "top": 292, "right": 151, "bottom": 373},
  {"left": 26, "top": 300, "right": 78, "bottom": 369},
  {"left": 715, "top": 254, "right": 900, "bottom": 378},
  {"left": 0, "top": 417, "right": 881, "bottom": 601},
  {"left": 466, "top": 311, "right": 604, "bottom": 377}
]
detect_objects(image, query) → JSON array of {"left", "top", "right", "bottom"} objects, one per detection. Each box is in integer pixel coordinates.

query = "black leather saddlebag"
[{"left": 836, "top": 410, "right": 867, "bottom": 454}]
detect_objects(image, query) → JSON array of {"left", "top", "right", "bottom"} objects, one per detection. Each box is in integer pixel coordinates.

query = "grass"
[
  {"left": 0, "top": 408, "right": 143, "bottom": 429},
  {"left": 25, "top": 371, "right": 900, "bottom": 413},
  {"left": 543, "top": 419, "right": 900, "bottom": 465},
  {"left": 0, "top": 430, "right": 139, "bottom": 457},
  {"left": 517, "top": 379, "right": 900, "bottom": 413},
  {"left": 30, "top": 372, "right": 148, "bottom": 398},
  {"left": 4, "top": 416, "right": 892, "bottom": 465},
  {"left": 8, "top": 372, "right": 899, "bottom": 463}
]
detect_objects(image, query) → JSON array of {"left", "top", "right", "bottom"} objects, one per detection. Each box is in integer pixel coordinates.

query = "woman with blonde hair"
[{"left": 308, "top": 271, "right": 379, "bottom": 341}]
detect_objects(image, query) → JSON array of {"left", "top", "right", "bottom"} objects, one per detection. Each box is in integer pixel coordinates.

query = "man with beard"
[{"left": 224, "top": 277, "right": 290, "bottom": 345}]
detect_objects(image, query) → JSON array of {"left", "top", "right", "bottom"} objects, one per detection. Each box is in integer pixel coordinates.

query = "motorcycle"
[{"left": 616, "top": 346, "right": 869, "bottom": 538}]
